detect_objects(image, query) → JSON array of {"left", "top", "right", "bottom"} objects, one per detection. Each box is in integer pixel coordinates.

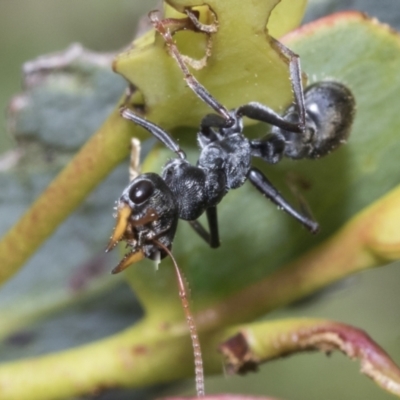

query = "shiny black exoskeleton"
[
  {"left": 107, "top": 18, "right": 356, "bottom": 273},
  {"left": 109, "top": 81, "right": 355, "bottom": 272}
]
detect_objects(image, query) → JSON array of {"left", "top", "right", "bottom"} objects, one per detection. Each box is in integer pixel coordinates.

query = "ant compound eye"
[{"left": 128, "top": 180, "right": 155, "bottom": 204}]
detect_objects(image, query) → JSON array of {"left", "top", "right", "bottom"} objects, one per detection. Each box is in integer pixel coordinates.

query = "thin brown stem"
[{"left": 154, "top": 240, "right": 205, "bottom": 397}]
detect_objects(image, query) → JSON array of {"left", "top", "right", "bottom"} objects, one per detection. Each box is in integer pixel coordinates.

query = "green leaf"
[
  {"left": 2, "top": 2, "right": 400, "bottom": 400},
  {"left": 0, "top": 45, "right": 130, "bottom": 340},
  {"left": 125, "top": 12, "right": 400, "bottom": 316},
  {"left": 114, "top": 0, "right": 307, "bottom": 128}
]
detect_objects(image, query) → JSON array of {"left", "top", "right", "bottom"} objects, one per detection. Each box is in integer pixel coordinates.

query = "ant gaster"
[{"left": 107, "top": 13, "right": 356, "bottom": 272}]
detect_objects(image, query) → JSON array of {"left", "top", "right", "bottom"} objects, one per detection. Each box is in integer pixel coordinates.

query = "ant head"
[
  {"left": 119, "top": 173, "right": 158, "bottom": 213},
  {"left": 107, "top": 173, "right": 179, "bottom": 272}
]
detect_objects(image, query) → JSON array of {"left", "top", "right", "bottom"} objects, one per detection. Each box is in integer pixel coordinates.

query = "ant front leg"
[
  {"left": 248, "top": 167, "right": 319, "bottom": 233},
  {"left": 205, "top": 206, "right": 220, "bottom": 248},
  {"left": 149, "top": 11, "right": 233, "bottom": 124},
  {"left": 121, "top": 83, "right": 187, "bottom": 159},
  {"left": 188, "top": 206, "right": 220, "bottom": 248},
  {"left": 120, "top": 107, "right": 186, "bottom": 160}
]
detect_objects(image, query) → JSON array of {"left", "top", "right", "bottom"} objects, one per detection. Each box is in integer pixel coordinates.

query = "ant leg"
[
  {"left": 286, "top": 172, "right": 316, "bottom": 226},
  {"left": 272, "top": 38, "right": 306, "bottom": 131},
  {"left": 120, "top": 107, "right": 186, "bottom": 160},
  {"left": 188, "top": 220, "right": 210, "bottom": 244},
  {"left": 249, "top": 133, "right": 285, "bottom": 164},
  {"left": 197, "top": 113, "right": 227, "bottom": 147},
  {"left": 236, "top": 102, "right": 302, "bottom": 133},
  {"left": 237, "top": 38, "right": 307, "bottom": 133},
  {"left": 247, "top": 167, "right": 319, "bottom": 233},
  {"left": 129, "top": 138, "right": 141, "bottom": 181},
  {"left": 149, "top": 11, "right": 233, "bottom": 124},
  {"left": 200, "top": 113, "right": 227, "bottom": 130},
  {"left": 188, "top": 206, "right": 220, "bottom": 248},
  {"left": 206, "top": 206, "right": 220, "bottom": 248}
]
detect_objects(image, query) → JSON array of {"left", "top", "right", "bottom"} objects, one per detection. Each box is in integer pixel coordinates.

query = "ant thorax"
[
  {"left": 162, "top": 158, "right": 213, "bottom": 221},
  {"left": 161, "top": 124, "right": 252, "bottom": 224},
  {"left": 198, "top": 131, "right": 252, "bottom": 190}
]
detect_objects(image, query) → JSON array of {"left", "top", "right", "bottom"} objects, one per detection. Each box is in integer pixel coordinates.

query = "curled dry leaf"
[{"left": 219, "top": 319, "right": 400, "bottom": 397}]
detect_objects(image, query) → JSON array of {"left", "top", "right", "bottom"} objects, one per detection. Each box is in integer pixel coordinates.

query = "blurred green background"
[
  {"left": 0, "top": 0, "right": 158, "bottom": 151},
  {"left": 1, "top": 1, "right": 400, "bottom": 400}
]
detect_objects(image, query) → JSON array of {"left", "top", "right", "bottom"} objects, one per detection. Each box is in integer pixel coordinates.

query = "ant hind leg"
[
  {"left": 248, "top": 167, "right": 319, "bottom": 233},
  {"left": 236, "top": 38, "right": 308, "bottom": 134},
  {"left": 271, "top": 38, "right": 306, "bottom": 131}
]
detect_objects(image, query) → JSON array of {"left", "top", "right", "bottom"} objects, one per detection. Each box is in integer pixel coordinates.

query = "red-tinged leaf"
[{"left": 219, "top": 319, "right": 400, "bottom": 397}]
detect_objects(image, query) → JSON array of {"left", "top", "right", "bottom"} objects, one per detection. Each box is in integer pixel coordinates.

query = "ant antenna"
[
  {"left": 154, "top": 240, "right": 205, "bottom": 397},
  {"left": 149, "top": 11, "right": 233, "bottom": 125}
]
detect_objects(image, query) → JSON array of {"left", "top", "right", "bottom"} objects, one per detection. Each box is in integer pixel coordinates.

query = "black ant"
[{"left": 106, "top": 11, "right": 355, "bottom": 397}]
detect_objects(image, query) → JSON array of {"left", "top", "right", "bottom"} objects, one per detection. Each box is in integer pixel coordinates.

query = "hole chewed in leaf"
[{"left": 157, "top": 4, "right": 218, "bottom": 69}]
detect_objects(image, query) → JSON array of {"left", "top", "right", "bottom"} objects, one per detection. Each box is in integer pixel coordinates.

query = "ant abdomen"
[{"left": 278, "top": 81, "right": 356, "bottom": 159}]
